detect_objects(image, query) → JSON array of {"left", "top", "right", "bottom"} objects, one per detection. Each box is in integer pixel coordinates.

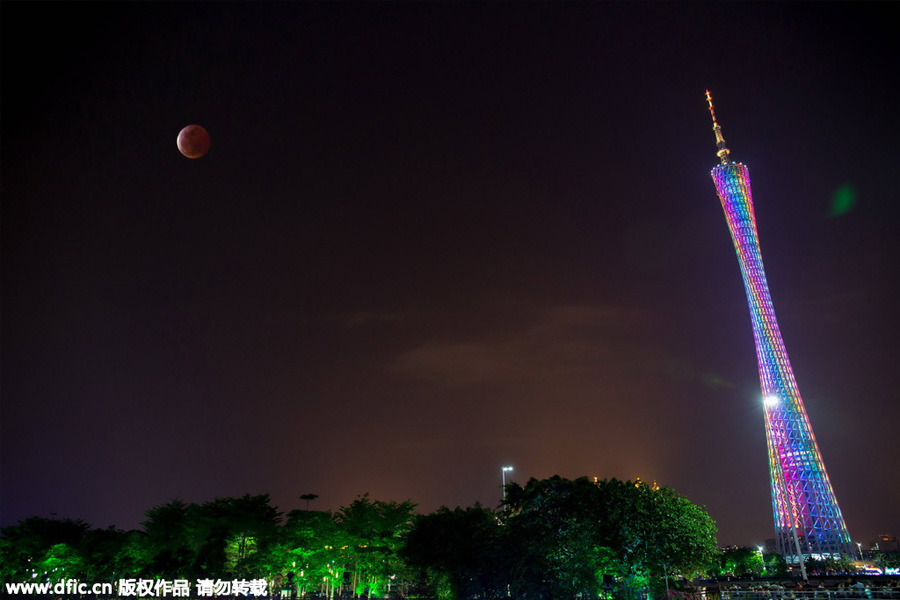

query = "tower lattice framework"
[{"left": 705, "top": 91, "right": 855, "bottom": 562}]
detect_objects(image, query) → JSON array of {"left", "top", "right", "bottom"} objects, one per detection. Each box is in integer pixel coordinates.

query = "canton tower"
[{"left": 706, "top": 91, "right": 855, "bottom": 561}]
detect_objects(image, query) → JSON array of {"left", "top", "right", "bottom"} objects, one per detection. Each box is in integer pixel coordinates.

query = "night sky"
[{"left": 2, "top": 2, "right": 898, "bottom": 548}]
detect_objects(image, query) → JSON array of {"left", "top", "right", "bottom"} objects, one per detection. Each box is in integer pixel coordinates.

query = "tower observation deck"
[{"left": 705, "top": 91, "right": 856, "bottom": 562}]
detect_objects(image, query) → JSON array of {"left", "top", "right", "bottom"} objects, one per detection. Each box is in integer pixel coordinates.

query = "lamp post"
[{"left": 501, "top": 466, "right": 513, "bottom": 500}]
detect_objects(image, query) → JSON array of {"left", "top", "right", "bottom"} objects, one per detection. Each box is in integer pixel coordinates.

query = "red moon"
[{"left": 177, "top": 125, "right": 210, "bottom": 158}]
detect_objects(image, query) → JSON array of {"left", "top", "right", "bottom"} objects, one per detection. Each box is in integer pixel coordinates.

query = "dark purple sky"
[{"left": 2, "top": 2, "right": 898, "bottom": 548}]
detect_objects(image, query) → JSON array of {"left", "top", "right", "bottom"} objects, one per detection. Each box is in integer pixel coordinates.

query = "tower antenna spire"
[{"left": 706, "top": 89, "right": 732, "bottom": 165}]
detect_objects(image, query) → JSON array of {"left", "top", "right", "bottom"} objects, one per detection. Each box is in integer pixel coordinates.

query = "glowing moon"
[{"left": 177, "top": 125, "right": 210, "bottom": 159}]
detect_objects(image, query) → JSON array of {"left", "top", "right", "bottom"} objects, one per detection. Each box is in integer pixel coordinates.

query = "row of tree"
[
  {"left": 2, "top": 492, "right": 416, "bottom": 598},
  {"left": 713, "top": 546, "right": 898, "bottom": 578},
  {"left": 7, "top": 476, "right": 885, "bottom": 599}
]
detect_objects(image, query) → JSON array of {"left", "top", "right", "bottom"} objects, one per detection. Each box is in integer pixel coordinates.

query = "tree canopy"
[
  {"left": 503, "top": 476, "right": 718, "bottom": 600},
  {"left": 400, "top": 476, "right": 719, "bottom": 600},
  {"left": 2, "top": 479, "right": 724, "bottom": 600}
]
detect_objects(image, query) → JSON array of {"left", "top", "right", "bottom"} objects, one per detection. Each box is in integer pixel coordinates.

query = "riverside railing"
[{"left": 719, "top": 589, "right": 900, "bottom": 600}]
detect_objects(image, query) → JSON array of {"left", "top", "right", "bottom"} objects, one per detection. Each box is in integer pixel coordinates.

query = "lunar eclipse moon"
[{"left": 177, "top": 124, "right": 210, "bottom": 158}]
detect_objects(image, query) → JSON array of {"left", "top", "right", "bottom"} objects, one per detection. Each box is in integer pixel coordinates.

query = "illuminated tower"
[{"left": 706, "top": 91, "right": 855, "bottom": 562}]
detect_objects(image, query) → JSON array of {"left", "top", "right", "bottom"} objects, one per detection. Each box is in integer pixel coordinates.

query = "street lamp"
[{"left": 501, "top": 466, "right": 514, "bottom": 500}]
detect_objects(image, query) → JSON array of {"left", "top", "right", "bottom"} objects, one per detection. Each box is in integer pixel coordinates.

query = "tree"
[
  {"left": 592, "top": 478, "right": 717, "bottom": 595},
  {"left": 189, "top": 494, "right": 282, "bottom": 579},
  {"left": 503, "top": 476, "right": 609, "bottom": 600},
  {"left": 715, "top": 547, "right": 765, "bottom": 577},
  {"left": 0, "top": 516, "right": 89, "bottom": 584},
  {"left": 112, "top": 530, "right": 154, "bottom": 580},
  {"left": 300, "top": 494, "right": 319, "bottom": 511},
  {"left": 79, "top": 526, "right": 135, "bottom": 583},
  {"left": 336, "top": 494, "right": 417, "bottom": 598},
  {"left": 278, "top": 509, "right": 345, "bottom": 598},
  {"left": 38, "top": 543, "right": 84, "bottom": 582},
  {"left": 500, "top": 477, "right": 718, "bottom": 600},
  {"left": 762, "top": 552, "right": 787, "bottom": 576},
  {"left": 805, "top": 553, "right": 853, "bottom": 576},
  {"left": 141, "top": 499, "right": 195, "bottom": 578},
  {"left": 140, "top": 494, "right": 282, "bottom": 580},
  {"left": 401, "top": 504, "right": 508, "bottom": 600},
  {"left": 875, "top": 551, "right": 900, "bottom": 571}
]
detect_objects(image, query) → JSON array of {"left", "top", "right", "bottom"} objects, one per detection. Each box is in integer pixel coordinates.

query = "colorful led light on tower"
[{"left": 706, "top": 91, "right": 855, "bottom": 562}]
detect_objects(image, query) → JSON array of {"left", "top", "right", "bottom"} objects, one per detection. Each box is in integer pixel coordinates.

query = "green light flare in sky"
[{"left": 828, "top": 184, "right": 856, "bottom": 217}]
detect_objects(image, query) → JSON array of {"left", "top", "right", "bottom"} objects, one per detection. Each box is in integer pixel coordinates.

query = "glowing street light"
[{"left": 501, "top": 466, "right": 514, "bottom": 500}]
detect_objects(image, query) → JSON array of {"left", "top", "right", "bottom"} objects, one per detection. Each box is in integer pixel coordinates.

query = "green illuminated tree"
[
  {"left": 762, "top": 552, "right": 787, "bottom": 576},
  {"left": 111, "top": 530, "right": 154, "bottom": 579},
  {"left": 38, "top": 543, "right": 84, "bottom": 582},
  {"left": 336, "top": 494, "right": 417, "bottom": 597},
  {"left": 714, "top": 547, "right": 765, "bottom": 577},
  {"left": 278, "top": 509, "right": 345, "bottom": 597},
  {"left": 0, "top": 516, "right": 89, "bottom": 584}
]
